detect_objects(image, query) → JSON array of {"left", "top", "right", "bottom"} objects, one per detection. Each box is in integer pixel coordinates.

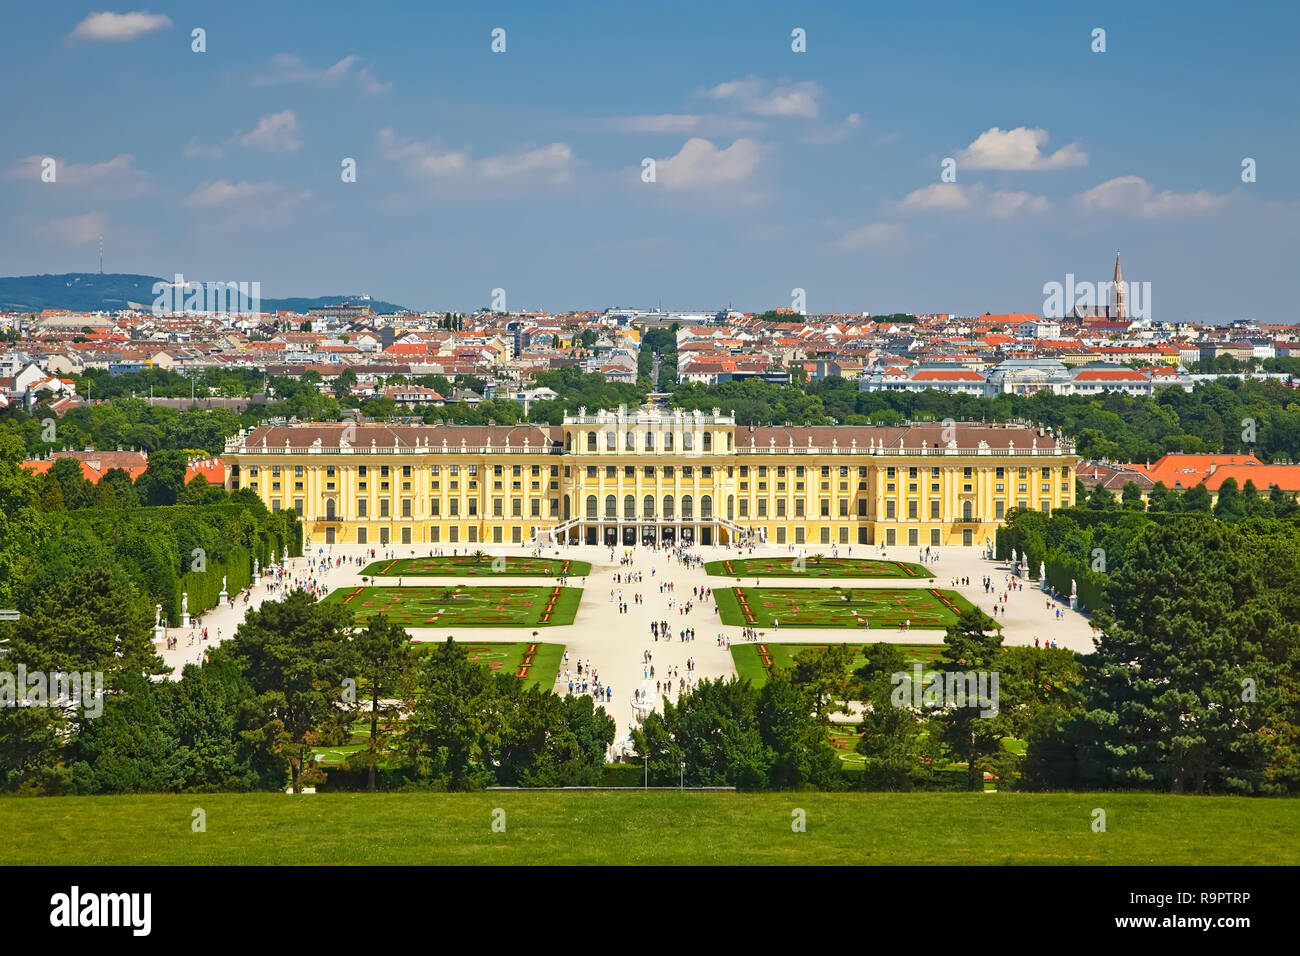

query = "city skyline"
[{"left": 2, "top": 1, "right": 1297, "bottom": 320}]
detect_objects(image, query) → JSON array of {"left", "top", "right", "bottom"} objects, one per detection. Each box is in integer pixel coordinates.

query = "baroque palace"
[{"left": 223, "top": 406, "right": 1078, "bottom": 549}]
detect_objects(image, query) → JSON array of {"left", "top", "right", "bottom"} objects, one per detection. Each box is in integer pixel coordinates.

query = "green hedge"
[{"left": 53, "top": 503, "right": 302, "bottom": 624}]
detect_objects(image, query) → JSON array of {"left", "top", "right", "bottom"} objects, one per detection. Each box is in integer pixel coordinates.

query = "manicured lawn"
[
  {"left": 706, "top": 556, "right": 934, "bottom": 579},
  {"left": 322, "top": 585, "right": 582, "bottom": 627},
  {"left": 410, "top": 640, "right": 565, "bottom": 689},
  {"left": 716, "top": 586, "right": 978, "bottom": 630},
  {"left": 1, "top": 792, "right": 1295, "bottom": 864},
  {"left": 362, "top": 555, "right": 591, "bottom": 577},
  {"left": 732, "top": 641, "right": 947, "bottom": 688}
]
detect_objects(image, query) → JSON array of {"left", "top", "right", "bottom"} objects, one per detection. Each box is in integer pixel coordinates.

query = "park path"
[{"left": 154, "top": 541, "right": 1098, "bottom": 754}]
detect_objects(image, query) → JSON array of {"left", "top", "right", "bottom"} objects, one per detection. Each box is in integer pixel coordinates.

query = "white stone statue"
[
  {"left": 221, "top": 575, "right": 227, "bottom": 593},
  {"left": 155, "top": 604, "right": 162, "bottom": 627},
  {"left": 283, "top": 547, "right": 289, "bottom": 565},
  {"left": 1071, "top": 579, "right": 1077, "bottom": 596},
  {"left": 253, "top": 557, "right": 260, "bottom": 579},
  {"left": 181, "top": 592, "right": 188, "bottom": 615},
  {"left": 1040, "top": 561, "right": 1046, "bottom": 581}
]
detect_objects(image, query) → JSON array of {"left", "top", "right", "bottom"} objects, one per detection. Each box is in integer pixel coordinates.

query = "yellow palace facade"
[{"left": 223, "top": 407, "right": 1078, "bottom": 549}]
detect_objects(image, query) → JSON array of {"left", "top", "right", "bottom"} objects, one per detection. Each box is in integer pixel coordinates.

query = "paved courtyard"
[{"left": 155, "top": 539, "right": 1099, "bottom": 755}]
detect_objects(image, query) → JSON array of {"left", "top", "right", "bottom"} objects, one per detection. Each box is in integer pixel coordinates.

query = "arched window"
[
  {"left": 565, "top": 432, "right": 572, "bottom": 452},
  {"left": 624, "top": 494, "right": 635, "bottom": 518},
  {"left": 701, "top": 495, "right": 713, "bottom": 519},
  {"left": 963, "top": 500, "right": 973, "bottom": 521},
  {"left": 606, "top": 431, "right": 616, "bottom": 451},
  {"left": 727, "top": 433, "right": 733, "bottom": 451},
  {"left": 586, "top": 495, "right": 597, "bottom": 519},
  {"left": 605, "top": 494, "right": 617, "bottom": 517},
  {"left": 684, "top": 432, "right": 694, "bottom": 451},
  {"left": 681, "top": 494, "right": 693, "bottom": 519},
  {"left": 643, "top": 494, "right": 655, "bottom": 517},
  {"left": 645, "top": 432, "right": 655, "bottom": 451},
  {"left": 663, "top": 494, "right": 675, "bottom": 519},
  {"left": 626, "top": 431, "right": 636, "bottom": 451},
  {"left": 665, "top": 433, "right": 674, "bottom": 451},
  {"left": 703, "top": 433, "right": 712, "bottom": 452},
  {"left": 587, "top": 432, "right": 597, "bottom": 452},
  {"left": 325, "top": 498, "right": 336, "bottom": 519}
]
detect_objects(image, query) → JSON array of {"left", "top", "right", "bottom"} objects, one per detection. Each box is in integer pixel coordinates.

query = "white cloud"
[
  {"left": 378, "top": 128, "right": 578, "bottom": 188},
  {"left": 899, "top": 183, "right": 974, "bottom": 212},
  {"left": 804, "top": 113, "right": 863, "bottom": 145},
  {"left": 70, "top": 11, "right": 171, "bottom": 42},
  {"left": 655, "top": 137, "right": 760, "bottom": 190},
  {"left": 699, "top": 77, "right": 821, "bottom": 118},
  {"left": 182, "top": 138, "right": 223, "bottom": 160},
  {"left": 1076, "top": 175, "right": 1229, "bottom": 217},
  {"left": 34, "top": 212, "right": 109, "bottom": 244},
  {"left": 252, "top": 53, "right": 390, "bottom": 95},
  {"left": 7, "top": 153, "right": 150, "bottom": 197},
  {"left": 180, "top": 180, "right": 313, "bottom": 229},
  {"left": 183, "top": 180, "right": 278, "bottom": 207},
  {"left": 479, "top": 144, "right": 575, "bottom": 182},
  {"left": 836, "top": 222, "right": 902, "bottom": 251},
  {"left": 957, "top": 126, "right": 1087, "bottom": 171},
  {"left": 600, "top": 115, "right": 702, "bottom": 134},
  {"left": 238, "top": 110, "right": 302, "bottom": 153},
  {"left": 986, "top": 190, "right": 1049, "bottom": 218},
  {"left": 894, "top": 182, "right": 1048, "bottom": 218}
]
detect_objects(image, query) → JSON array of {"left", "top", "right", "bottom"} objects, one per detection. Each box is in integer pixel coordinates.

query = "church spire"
[{"left": 1112, "top": 251, "right": 1126, "bottom": 320}]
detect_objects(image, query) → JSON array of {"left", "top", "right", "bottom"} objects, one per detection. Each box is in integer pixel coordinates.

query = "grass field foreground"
[{"left": 0, "top": 792, "right": 1294, "bottom": 865}]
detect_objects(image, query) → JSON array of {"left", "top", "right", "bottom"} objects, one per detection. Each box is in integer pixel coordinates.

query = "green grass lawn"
[
  {"left": 1, "top": 792, "right": 1294, "bottom": 864},
  {"left": 322, "top": 585, "right": 582, "bottom": 627},
  {"left": 362, "top": 555, "right": 591, "bottom": 577},
  {"left": 410, "top": 640, "right": 564, "bottom": 689},
  {"left": 732, "top": 641, "right": 947, "bottom": 688},
  {"left": 706, "top": 556, "right": 934, "bottom": 579},
  {"left": 716, "top": 586, "right": 977, "bottom": 629}
]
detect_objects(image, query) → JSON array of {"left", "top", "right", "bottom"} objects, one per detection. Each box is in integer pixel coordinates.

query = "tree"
[
  {"left": 855, "top": 643, "right": 938, "bottom": 790},
  {"left": 1121, "top": 481, "right": 1145, "bottom": 511},
  {"left": 790, "top": 643, "right": 854, "bottom": 719},
  {"left": 404, "top": 638, "right": 507, "bottom": 790},
  {"left": 8, "top": 560, "right": 163, "bottom": 677},
  {"left": 41, "top": 471, "right": 65, "bottom": 512},
  {"left": 51, "top": 457, "right": 93, "bottom": 510},
  {"left": 757, "top": 675, "right": 844, "bottom": 789},
  {"left": 930, "top": 608, "right": 1006, "bottom": 792},
  {"left": 1147, "top": 481, "right": 1180, "bottom": 512},
  {"left": 135, "top": 449, "right": 188, "bottom": 507},
  {"left": 1061, "top": 519, "right": 1281, "bottom": 793},
  {"left": 1181, "top": 482, "right": 1213, "bottom": 514},
  {"left": 1213, "top": 477, "right": 1244, "bottom": 522},
  {"left": 1087, "top": 483, "right": 1117, "bottom": 510},
  {"left": 345, "top": 614, "right": 413, "bottom": 791},
  {"left": 633, "top": 677, "right": 770, "bottom": 789},
  {"left": 217, "top": 591, "right": 358, "bottom": 792}
]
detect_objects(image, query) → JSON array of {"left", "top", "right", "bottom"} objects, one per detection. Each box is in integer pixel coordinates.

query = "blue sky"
[{"left": 2, "top": 1, "right": 1298, "bottom": 320}]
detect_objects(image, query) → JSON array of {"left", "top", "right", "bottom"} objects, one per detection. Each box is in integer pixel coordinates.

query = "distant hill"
[{"left": 0, "top": 273, "right": 410, "bottom": 314}]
